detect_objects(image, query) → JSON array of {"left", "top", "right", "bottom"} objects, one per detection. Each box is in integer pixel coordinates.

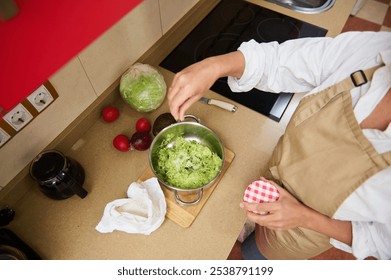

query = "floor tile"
[
  {"left": 355, "top": 0, "right": 388, "bottom": 24},
  {"left": 383, "top": 6, "right": 391, "bottom": 27},
  {"left": 342, "top": 16, "right": 382, "bottom": 32}
]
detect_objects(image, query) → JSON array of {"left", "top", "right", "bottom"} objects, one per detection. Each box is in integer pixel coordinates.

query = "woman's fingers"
[
  {"left": 240, "top": 201, "right": 278, "bottom": 214},
  {"left": 168, "top": 83, "right": 201, "bottom": 121}
]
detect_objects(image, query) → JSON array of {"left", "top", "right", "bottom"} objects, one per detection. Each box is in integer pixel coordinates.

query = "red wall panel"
[{"left": 0, "top": 0, "right": 142, "bottom": 114}]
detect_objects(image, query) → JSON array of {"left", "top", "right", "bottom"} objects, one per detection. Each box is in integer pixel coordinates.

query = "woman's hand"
[
  {"left": 167, "top": 58, "right": 220, "bottom": 121},
  {"left": 167, "top": 51, "right": 245, "bottom": 121},
  {"left": 240, "top": 179, "right": 309, "bottom": 231},
  {"left": 240, "top": 178, "right": 353, "bottom": 245}
]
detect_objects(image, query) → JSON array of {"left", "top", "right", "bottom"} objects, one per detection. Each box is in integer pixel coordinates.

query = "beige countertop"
[{"left": 1, "top": 0, "right": 355, "bottom": 260}]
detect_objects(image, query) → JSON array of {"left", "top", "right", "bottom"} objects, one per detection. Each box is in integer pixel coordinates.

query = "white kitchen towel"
[{"left": 95, "top": 177, "right": 166, "bottom": 235}]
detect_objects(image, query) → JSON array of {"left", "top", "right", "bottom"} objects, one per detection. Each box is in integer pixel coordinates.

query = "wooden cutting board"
[{"left": 138, "top": 147, "right": 235, "bottom": 228}]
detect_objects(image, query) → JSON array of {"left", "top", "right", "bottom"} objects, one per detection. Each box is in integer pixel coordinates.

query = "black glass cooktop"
[{"left": 160, "top": 0, "right": 327, "bottom": 121}]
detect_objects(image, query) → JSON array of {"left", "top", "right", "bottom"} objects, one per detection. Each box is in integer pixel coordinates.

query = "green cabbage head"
[{"left": 119, "top": 63, "right": 166, "bottom": 112}]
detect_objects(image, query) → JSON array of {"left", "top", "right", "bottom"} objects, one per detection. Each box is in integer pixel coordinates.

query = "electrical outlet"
[
  {"left": 3, "top": 103, "right": 33, "bottom": 131},
  {"left": 27, "top": 84, "right": 54, "bottom": 112},
  {"left": 0, "top": 128, "right": 11, "bottom": 147}
]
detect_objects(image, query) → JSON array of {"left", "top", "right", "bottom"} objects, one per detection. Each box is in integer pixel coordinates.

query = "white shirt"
[{"left": 228, "top": 31, "right": 391, "bottom": 260}]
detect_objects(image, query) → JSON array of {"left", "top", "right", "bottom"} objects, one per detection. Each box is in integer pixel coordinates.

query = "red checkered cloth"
[{"left": 243, "top": 180, "right": 280, "bottom": 214}]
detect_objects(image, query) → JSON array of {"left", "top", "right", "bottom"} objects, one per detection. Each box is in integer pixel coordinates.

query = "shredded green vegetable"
[{"left": 156, "top": 136, "right": 222, "bottom": 189}]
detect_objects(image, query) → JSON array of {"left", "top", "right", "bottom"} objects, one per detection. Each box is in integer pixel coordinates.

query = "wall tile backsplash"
[
  {"left": 78, "top": 0, "right": 163, "bottom": 96},
  {"left": 0, "top": 0, "right": 199, "bottom": 190}
]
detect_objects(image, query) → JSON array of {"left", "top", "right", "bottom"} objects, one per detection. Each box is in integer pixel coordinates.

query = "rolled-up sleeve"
[
  {"left": 227, "top": 39, "right": 268, "bottom": 92},
  {"left": 227, "top": 32, "right": 391, "bottom": 95},
  {"left": 227, "top": 38, "right": 327, "bottom": 94}
]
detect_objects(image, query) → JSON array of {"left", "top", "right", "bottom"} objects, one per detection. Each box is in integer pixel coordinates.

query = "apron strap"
[
  {"left": 329, "top": 65, "right": 381, "bottom": 93},
  {"left": 382, "top": 151, "right": 391, "bottom": 165},
  {"left": 293, "top": 65, "right": 382, "bottom": 126}
]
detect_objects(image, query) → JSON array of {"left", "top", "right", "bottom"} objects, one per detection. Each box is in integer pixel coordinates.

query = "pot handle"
[
  {"left": 174, "top": 189, "right": 203, "bottom": 206},
  {"left": 179, "top": 114, "right": 201, "bottom": 124}
]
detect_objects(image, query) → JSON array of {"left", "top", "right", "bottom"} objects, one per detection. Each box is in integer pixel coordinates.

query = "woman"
[{"left": 167, "top": 31, "right": 391, "bottom": 260}]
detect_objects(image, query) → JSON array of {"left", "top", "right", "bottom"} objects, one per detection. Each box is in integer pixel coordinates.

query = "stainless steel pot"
[{"left": 149, "top": 115, "right": 225, "bottom": 206}]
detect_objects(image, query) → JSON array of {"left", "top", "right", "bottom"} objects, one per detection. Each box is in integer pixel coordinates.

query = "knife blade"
[{"left": 199, "top": 97, "right": 237, "bottom": 112}]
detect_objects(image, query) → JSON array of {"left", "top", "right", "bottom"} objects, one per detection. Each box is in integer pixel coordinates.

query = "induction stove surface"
[{"left": 160, "top": 0, "right": 327, "bottom": 121}]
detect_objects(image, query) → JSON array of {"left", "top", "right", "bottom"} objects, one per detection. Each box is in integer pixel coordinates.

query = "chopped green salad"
[{"left": 156, "top": 135, "right": 223, "bottom": 189}]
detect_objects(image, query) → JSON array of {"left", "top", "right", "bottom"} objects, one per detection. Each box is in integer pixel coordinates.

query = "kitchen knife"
[{"left": 199, "top": 97, "right": 237, "bottom": 112}]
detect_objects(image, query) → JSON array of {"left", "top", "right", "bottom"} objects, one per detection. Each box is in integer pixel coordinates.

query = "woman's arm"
[
  {"left": 167, "top": 51, "right": 245, "bottom": 121},
  {"left": 229, "top": 32, "right": 391, "bottom": 95},
  {"left": 168, "top": 32, "right": 391, "bottom": 120},
  {"left": 240, "top": 180, "right": 353, "bottom": 246}
]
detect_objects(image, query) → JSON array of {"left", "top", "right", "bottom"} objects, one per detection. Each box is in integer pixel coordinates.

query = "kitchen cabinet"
[{"left": 0, "top": 0, "right": 142, "bottom": 113}]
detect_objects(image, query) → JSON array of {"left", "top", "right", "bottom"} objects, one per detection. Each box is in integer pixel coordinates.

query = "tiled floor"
[
  {"left": 227, "top": 0, "right": 390, "bottom": 260},
  {"left": 342, "top": 0, "right": 391, "bottom": 32}
]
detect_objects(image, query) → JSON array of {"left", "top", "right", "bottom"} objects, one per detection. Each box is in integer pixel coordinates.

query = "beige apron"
[{"left": 255, "top": 66, "right": 391, "bottom": 260}]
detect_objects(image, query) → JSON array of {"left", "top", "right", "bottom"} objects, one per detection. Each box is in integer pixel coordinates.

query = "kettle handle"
[{"left": 60, "top": 171, "right": 88, "bottom": 199}]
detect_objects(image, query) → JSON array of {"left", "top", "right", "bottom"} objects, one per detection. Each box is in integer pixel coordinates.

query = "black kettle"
[{"left": 29, "top": 150, "right": 88, "bottom": 200}]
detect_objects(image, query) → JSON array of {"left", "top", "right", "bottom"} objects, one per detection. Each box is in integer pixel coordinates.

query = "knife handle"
[{"left": 208, "top": 99, "right": 237, "bottom": 112}]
